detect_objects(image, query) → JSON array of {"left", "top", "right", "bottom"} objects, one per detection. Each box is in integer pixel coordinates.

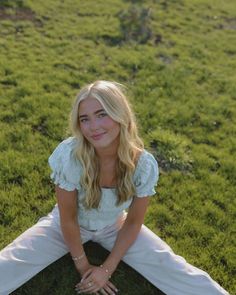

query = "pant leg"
[
  {"left": 0, "top": 207, "right": 91, "bottom": 295},
  {"left": 98, "top": 222, "right": 229, "bottom": 295}
]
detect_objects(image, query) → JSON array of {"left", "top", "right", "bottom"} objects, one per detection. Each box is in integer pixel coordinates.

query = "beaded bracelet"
[
  {"left": 71, "top": 253, "right": 85, "bottom": 264},
  {"left": 100, "top": 264, "right": 111, "bottom": 278}
]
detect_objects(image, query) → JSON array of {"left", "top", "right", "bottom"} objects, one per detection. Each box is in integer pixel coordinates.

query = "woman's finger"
[
  {"left": 76, "top": 273, "right": 95, "bottom": 291},
  {"left": 75, "top": 279, "right": 96, "bottom": 293},
  {"left": 75, "top": 269, "right": 93, "bottom": 289},
  {"left": 79, "top": 287, "right": 96, "bottom": 294},
  {"left": 99, "top": 288, "right": 109, "bottom": 295},
  {"left": 81, "top": 268, "right": 93, "bottom": 281},
  {"left": 102, "top": 285, "right": 113, "bottom": 295},
  {"left": 106, "top": 281, "right": 118, "bottom": 293},
  {"left": 103, "top": 285, "right": 117, "bottom": 295}
]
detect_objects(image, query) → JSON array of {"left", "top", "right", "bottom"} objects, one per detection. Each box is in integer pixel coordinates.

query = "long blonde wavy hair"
[{"left": 70, "top": 80, "right": 144, "bottom": 209}]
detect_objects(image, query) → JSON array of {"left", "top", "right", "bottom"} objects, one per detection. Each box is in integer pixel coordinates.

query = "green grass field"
[{"left": 0, "top": 0, "right": 235, "bottom": 294}]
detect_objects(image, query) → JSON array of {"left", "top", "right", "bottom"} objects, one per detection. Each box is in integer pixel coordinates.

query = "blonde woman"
[{"left": 0, "top": 81, "right": 229, "bottom": 295}]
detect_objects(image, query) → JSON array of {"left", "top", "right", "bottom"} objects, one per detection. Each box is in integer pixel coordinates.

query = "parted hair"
[{"left": 70, "top": 80, "right": 144, "bottom": 209}]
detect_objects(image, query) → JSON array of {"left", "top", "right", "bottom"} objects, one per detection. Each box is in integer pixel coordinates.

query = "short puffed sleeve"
[
  {"left": 133, "top": 150, "right": 159, "bottom": 197},
  {"left": 48, "top": 137, "right": 82, "bottom": 191}
]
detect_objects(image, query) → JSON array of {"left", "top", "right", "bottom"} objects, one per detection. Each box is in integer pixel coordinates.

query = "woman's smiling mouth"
[{"left": 91, "top": 132, "right": 106, "bottom": 140}]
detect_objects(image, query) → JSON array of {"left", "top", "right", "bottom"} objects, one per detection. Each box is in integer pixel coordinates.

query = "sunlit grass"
[{"left": 0, "top": 0, "right": 235, "bottom": 294}]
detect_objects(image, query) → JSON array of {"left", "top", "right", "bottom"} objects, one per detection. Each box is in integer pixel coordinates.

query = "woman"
[{"left": 0, "top": 81, "right": 229, "bottom": 295}]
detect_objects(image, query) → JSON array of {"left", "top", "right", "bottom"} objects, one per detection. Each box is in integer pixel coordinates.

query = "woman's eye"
[
  {"left": 98, "top": 113, "right": 107, "bottom": 118},
  {"left": 80, "top": 118, "right": 88, "bottom": 123}
]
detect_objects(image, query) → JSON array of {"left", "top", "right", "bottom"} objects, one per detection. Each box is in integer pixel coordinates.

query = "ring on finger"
[{"left": 88, "top": 281, "right": 93, "bottom": 287}]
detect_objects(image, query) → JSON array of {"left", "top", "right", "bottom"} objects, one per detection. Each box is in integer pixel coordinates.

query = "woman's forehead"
[{"left": 79, "top": 96, "right": 104, "bottom": 114}]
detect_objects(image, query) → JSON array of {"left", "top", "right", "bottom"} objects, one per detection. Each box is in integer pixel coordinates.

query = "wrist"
[
  {"left": 100, "top": 264, "right": 112, "bottom": 278},
  {"left": 71, "top": 253, "right": 89, "bottom": 274},
  {"left": 75, "top": 260, "right": 90, "bottom": 275},
  {"left": 71, "top": 252, "right": 86, "bottom": 264},
  {"left": 101, "top": 260, "right": 118, "bottom": 276}
]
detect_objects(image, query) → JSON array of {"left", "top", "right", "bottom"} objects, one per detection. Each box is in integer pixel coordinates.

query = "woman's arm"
[
  {"left": 57, "top": 186, "right": 118, "bottom": 294},
  {"left": 78, "top": 196, "right": 149, "bottom": 293},
  {"left": 55, "top": 185, "right": 90, "bottom": 275},
  {"left": 103, "top": 196, "right": 149, "bottom": 273}
]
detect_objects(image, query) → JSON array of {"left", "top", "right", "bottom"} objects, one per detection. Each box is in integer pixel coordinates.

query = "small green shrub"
[{"left": 118, "top": 5, "right": 152, "bottom": 43}]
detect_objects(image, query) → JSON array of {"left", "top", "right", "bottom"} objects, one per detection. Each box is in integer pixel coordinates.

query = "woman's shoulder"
[
  {"left": 56, "top": 136, "right": 79, "bottom": 150},
  {"left": 133, "top": 149, "right": 159, "bottom": 197},
  {"left": 48, "top": 136, "right": 81, "bottom": 171},
  {"left": 48, "top": 136, "right": 82, "bottom": 191},
  {"left": 136, "top": 149, "right": 158, "bottom": 171}
]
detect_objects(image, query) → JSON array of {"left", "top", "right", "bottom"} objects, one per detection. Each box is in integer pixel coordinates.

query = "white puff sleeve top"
[{"left": 48, "top": 137, "right": 159, "bottom": 230}]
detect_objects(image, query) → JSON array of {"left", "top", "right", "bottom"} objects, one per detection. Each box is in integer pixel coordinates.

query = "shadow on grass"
[{"left": 12, "top": 241, "right": 165, "bottom": 295}]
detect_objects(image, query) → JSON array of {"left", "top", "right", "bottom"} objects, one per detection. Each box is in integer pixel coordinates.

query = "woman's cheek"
[
  {"left": 80, "top": 124, "right": 89, "bottom": 136},
  {"left": 102, "top": 116, "right": 116, "bottom": 127}
]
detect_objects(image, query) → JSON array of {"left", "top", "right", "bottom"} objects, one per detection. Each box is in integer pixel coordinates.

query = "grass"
[{"left": 0, "top": 0, "right": 235, "bottom": 294}]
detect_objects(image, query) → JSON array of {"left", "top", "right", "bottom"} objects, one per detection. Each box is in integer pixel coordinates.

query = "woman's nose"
[{"left": 89, "top": 118, "right": 99, "bottom": 131}]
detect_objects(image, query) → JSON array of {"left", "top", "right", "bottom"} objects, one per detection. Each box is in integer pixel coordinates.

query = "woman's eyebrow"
[
  {"left": 79, "top": 108, "right": 105, "bottom": 118},
  {"left": 94, "top": 109, "right": 105, "bottom": 114}
]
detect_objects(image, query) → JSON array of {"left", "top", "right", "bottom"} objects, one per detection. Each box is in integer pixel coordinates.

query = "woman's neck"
[
  {"left": 95, "top": 145, "right": 118, "bottom": 162},
  {"left": 98, "top": 153, "right": 118, "bottom": 188}
]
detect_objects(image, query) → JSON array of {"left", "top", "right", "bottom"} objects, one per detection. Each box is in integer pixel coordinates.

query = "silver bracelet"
[{"left": 71, "top": 253, "right": 85, "bottom": 263}]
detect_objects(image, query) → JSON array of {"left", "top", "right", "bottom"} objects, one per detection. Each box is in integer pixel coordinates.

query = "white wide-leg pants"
[{"left": 0, "top": 206, "right": 229, "bottom": 295}]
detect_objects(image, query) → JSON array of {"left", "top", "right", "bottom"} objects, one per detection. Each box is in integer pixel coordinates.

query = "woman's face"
[{"left": 78, "top": 97, "right": 120, "bottom": 152}]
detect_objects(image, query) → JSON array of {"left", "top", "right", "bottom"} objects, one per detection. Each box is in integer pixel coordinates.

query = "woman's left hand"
[{"left": 75, "top": 265, "right": 118, "bottom": 294}]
